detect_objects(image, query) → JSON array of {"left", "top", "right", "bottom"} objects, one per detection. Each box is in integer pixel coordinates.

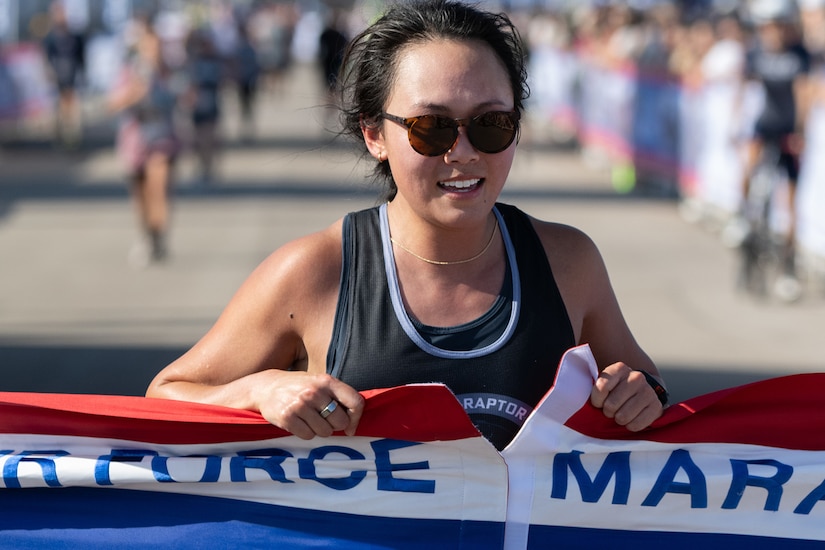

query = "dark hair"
[{"left": 336, "top": 0, "right": 529, "bottom": 200}]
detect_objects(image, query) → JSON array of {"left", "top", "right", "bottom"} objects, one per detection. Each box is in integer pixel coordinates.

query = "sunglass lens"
[
  {"left": 409, "top": 116, "right": 458, "bottom": 156},
  {"left": 470, "top": 112, "right": 518, "bottom": 153}
]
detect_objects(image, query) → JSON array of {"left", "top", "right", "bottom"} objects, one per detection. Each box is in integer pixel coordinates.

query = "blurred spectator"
[
  {"left": 669, "top": 17, "right": 716, "bottom": 88},
  {"left": 232, "top": 20, "right": 260, "bottom": 142},
  {"left": 0, "top": 53, "right": 21, "bottom": 134},
  {"left": 631, "top": 5, "right": 683, "bottom": 194},
  {"left": 318, "top": 9, "right": 348, "bottom": 106},
  {"left": 108, "top": 16, "right": 182, "bottom": 267},
  {"left": 799, "top": 0, "right": 825, "bottom": 61},
  {"left": 42, "top": 1, "right": 85, "bottom": 148},
  {"left": 249, "top": 3, "right": 296, "bottom": 95},
  {"left": 600, "top": 4, "right": 645, "bottom": 68},
  {"left": 185, "top": 28, "right": 223, "bottom": 186},
  {"left": 729, "top": 0, "right": 812, "bottom": 296},
  {"left": 691, "top": 12, "right": 747, "bottom": 217}
]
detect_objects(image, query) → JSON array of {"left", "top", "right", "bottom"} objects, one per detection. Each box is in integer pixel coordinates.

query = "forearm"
[
  {"left": 146, "top": 368, "right": 279, "bottom": 413},
  {"left": 107, "top": 81, "right": 148, "bottom": 113},
  {"left": 147, "top": 362, "right": 365, "bottom": 439},
  {"left": 794, "top": 76, "right": 812, "bottom": 132}
]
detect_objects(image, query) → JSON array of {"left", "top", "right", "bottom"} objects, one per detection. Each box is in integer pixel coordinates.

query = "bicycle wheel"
[{"left": 737, "top": 159, "right": 779, "bottom": 298}]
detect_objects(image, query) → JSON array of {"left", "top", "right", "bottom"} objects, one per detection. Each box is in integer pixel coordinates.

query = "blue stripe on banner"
[
  {"left": 529, "top": 525, "right": 823, "bottom": 549},
  {"left": 0, "top": 487, "right": 503, "bottom": 549}
]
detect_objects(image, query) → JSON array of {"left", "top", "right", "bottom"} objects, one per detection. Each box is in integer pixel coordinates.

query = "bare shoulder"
[
  {"left": 526, "top": 216, "right": 604, "bottom": 274},
  {"left": 523, "top": 215, "right": 611, "bottom": 343},
  {"left": 149, "top": 218, "right": 346, "bottom": 389},
  {"left": 248, "top": 219, "right": 344, "bottom": 307},
  {"left": 226, "top": 217, "right": 345, "bottom": 359}
]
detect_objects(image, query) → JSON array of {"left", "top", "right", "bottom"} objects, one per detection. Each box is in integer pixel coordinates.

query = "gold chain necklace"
[{"left": 390, "top": 218, "right": 499, "bottom": 266}]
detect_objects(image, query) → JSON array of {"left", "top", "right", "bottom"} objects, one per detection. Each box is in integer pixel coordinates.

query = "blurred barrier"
[
  {"left": 0, "top": 42, "right": 52, "bottom": 122},
  {"left": 529, "top": 45, "right": 825, "bottom": 264},
  {"left": 798, "top": 103, "right": 825, "bottom": 264}
]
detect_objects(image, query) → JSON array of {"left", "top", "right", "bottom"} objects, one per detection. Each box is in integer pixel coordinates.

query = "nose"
[{"left": 444, "top": 126, "right": 479, "bottom": 163}]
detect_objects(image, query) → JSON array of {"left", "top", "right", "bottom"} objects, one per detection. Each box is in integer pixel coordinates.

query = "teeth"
[{"left": 439, "top": 179, "right": 480, "bottom": 189}]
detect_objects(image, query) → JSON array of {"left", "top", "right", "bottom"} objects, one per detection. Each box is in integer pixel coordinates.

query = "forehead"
[{"left": 386, "top": 38, "right": 513, "bottom": 111}]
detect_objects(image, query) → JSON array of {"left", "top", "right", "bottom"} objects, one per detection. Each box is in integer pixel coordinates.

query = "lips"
[{"left": 438, "top": 178, "right": 482, "bottom": 192}]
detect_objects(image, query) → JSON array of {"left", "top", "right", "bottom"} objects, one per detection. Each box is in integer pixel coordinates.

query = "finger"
[
  {"left": 302, "top": 401, "right": 337, "bottom": 438},
  {"left": 318, "top": 399, "right": 339, "bottom": 420},
  {"left": 322, "top": 401, "right": 352, "bottom": 433},
  {"left": 609, "top": 391, "right": 649, "bottom": 427},
  {"left": 622, "top": 401, "right": 663, "bottom": 432},
  {"left": 342, "top": 395, "right": 366, "bottom": 437},
  {"left": 590, "top": 375, "right": 616, "bottom": 409},
  {"left": 590, "top": 364, "right": 630, "bottom": 409},
  {"left": 598, "top": 370, "right": 650, "bottom": 418},
  {"left": 311, "top": 393, "right": 364, "bottom": 437},
  {"left": 327, "top": 380, "right": 366, "bottom": 437},
  {"left": 280, "top": 415, "right": 319, "bottom": 440},
  {"left": 263, "top": 390, "right": 328, "bottom": 439}
]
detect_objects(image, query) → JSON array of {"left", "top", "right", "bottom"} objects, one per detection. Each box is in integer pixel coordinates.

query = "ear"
[{"left": 360, "top": 115, "right": 386, "bottom": 161}]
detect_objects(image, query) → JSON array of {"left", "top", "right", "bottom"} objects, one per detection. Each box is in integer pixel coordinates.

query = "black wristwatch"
[{"left": 637, "top": 370, "right": 669, "bottom": 406}]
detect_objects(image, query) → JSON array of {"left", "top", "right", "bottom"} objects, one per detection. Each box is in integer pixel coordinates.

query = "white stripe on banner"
[{"left": 0, "top": 434, "right": 505, "bottom": 522}]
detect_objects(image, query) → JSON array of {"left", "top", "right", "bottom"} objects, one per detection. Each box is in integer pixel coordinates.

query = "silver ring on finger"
[{"left": 319, "top": 400, "right": 338, "bottom": 419}]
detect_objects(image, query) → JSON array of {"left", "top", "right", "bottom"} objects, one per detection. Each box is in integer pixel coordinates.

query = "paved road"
[{"left": 0, "top": 63, "right": 822, "bottom": 404}]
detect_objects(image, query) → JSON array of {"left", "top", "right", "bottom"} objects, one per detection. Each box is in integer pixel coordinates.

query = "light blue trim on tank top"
[{"left": 379, "top": 203, "right": 521, "bottom": 359}]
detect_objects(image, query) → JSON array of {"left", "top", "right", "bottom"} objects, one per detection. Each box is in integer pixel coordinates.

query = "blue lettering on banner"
[
  {"left": 642, "top": 449, "right": 707, "bottom": 508},
  {"left": 372, "top": 439, "right": 435, "bottom": 494},
  {"left": 549, "top": 448, "right": 825, "bottom": 514},
  {"left": 95, "top": 449, "right": 159, "bottom": 485},
  {"left": 297, "top": 446, "right": 366, "bottom": 490},
  {"left": 0, "top": 439, "right": 437, "bottom": 494},
  {"left": 3, "top": 450, "right": 69, "bottom": 488},
  {"left": 795, "top": 479, "right": 825, "bottom": 514},
  {"left": 723, "top": 459, "right": 793, "bottom": 511},
  {"left": 155, "top": 455, "right": 223, "bottom": 483},
  {"left": 458, "top": 393, "right": 531, "bottom": 425},
  {"left": 551, "top": 450, "right": 631, "bottom": 504},
  {"left": 230, "top": 448, "right": 294, "bottom": 483},
  {"left": 97, "top": 449, "right": 224, "bottom": 484},
  {"left": 5, "top": 444, "right": 825, "bottom": 516}
]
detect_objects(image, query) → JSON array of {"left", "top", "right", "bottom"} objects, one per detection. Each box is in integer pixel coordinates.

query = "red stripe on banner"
[
  {"left": 0, "top": 385, "right": 479, "bottom": 445},
  {"left": 564, "top": 373, "right": 825, "bottom": 450}
]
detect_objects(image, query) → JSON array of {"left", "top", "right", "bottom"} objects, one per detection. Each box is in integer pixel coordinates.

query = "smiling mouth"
[{"left": 438, "top": 178, "right": 482, "bottom": 192}]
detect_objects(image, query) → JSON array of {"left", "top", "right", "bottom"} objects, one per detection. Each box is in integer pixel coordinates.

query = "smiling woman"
[{"left": 146, "top": 0, "right": 667, "bottom": 452}]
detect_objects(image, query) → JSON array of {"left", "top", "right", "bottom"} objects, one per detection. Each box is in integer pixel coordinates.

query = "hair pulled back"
[{"left": 336, "top": 0, "right": 529, "bottom": 200}]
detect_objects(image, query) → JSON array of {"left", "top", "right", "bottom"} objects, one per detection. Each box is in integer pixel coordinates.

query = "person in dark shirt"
[
  {"left": 318, "top": 7, "right": 348, "bottom": 121},
  {"left": 42, "top": 1, "right": 85, "bottom": 147},
  {"left": 185, "top": 28, "right": 224, "bottom": 185},
  {"left": 318, "top": 10, "right": 348, "bottom": 96},
  {"left": 735, "top": 1, "right": 812, "bottom": 299},
  {"left": 232, "top": 21, "right": 260, "bottom": 141}
]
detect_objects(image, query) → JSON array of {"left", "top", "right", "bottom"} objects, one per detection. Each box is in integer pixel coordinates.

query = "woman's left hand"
[{"left": 590, "top": 362, "right": 664, "bottom": 431}]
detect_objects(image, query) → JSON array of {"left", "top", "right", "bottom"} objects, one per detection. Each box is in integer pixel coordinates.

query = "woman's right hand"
[{"left": 253, "top": 370, "right": 365, "bottom": 439}]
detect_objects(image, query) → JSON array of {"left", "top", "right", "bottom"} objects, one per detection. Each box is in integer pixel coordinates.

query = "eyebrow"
[{"left": 407, "top": 100, "right": 512, "bottom": 113}]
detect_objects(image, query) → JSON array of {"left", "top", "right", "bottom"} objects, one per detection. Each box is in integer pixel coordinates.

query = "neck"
[{"left": 388, "top": 209, "right": 499, "bottom": 267}]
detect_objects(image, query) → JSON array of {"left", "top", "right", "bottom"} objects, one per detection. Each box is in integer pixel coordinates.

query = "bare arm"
[
  {"left": 792, "top": 72, "right": 813, "bottom": 152},
  {"left": 146, "top": 222, "right": 365, "bottom": 438},
  {"left": 106, "top": 68, "right": 149, "bottom": 113},
  {"left": 533, "top": 219, "right": 665, "bottom": 430}
]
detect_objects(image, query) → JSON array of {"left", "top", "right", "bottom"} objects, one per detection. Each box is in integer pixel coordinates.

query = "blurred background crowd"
[
  {"left": 0, "top": 0, "right": 824, "bottom": 276},
  {"left": 522, "top": 0, "right": 825, "bottom": 299},
  {"left": 0, "top": 0, "right": 363, "bottom": 158}
]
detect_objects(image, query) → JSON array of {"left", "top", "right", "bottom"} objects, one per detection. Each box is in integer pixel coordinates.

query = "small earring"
[{"left": 378, "top": 152, "right": 386, "bottom": 162}]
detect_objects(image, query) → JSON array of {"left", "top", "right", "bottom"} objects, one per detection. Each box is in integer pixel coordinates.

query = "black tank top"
[{"left": 326, "top": 203, "right": 575, "bottom": 450}]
